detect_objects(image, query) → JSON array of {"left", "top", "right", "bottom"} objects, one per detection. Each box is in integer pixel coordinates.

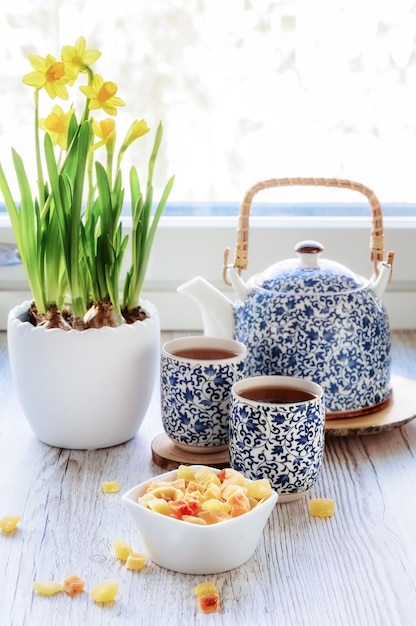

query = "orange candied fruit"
[
  {"left": 194, "top": 581, "right": 220, "bottom": 613},
  {"left": 62, "top": 574, "right": 85, "bottom": 596},
  {"left": 199, "top": 593, "right": 220, "bottom": 614}
]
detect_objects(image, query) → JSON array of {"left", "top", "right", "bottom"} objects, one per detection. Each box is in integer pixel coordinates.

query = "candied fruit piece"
[
  {"left": 194, "top": 581, "right": 219, "bottom": 597},
  {"left": 181, "top": 514, "right": 207, "bottom": 525},
  {"left": 194, "top": 468, "right": 221, "bottom": 488},
  {"left": 248, "top": 496, "right": 260, "bottom": 510},
  {"left": 199, "top": 594, "right": 220, "bottom": 613},
  {"left": 90, "top": 580, "right": 119, "bottom": 603},
  {"left": 169, "top": 498, "right": 201, "bottom": 518},
  {"left": 309, "top": 498, "right": 335, "bottom": 518},
  {"left": 0, "top": 515, "right": 21, "bottom": 533},
  {"left": 150, "top": 485, "right": 185, "bottom": 501},
  {"left": 125, "top": 552, "right": 147, "bottom": 570},
  {"left": 102, "top": 481, "right": 120, "bottom": 493},
  {"left": 33, "top": 581, "right": 63, "bottom": 596},
  {"left": 203, "top": 484, "right": 222, "bottom": 500},
  {"left": 198, "top": 510, "right": 232, "bottom": 525},
  {"left": 227, "top": 489, "right": 251, "bottom": 517},
  {"left": 62, "top": 574, "right": 85, "bottom": 596},
  {"left": 244, "top": 478, "right": 273, "bottom": 500},
  {"left": 221, "top": 468, "right": 246, "bottom": 487},
  {"left": 138, "top": 493, "right": 160, "bottom": 507},
  {"left": 217, "top": 469, "right": 227, "bottom": 483},
  {"left": 186, "top": 480, "right": 205, "bottom": 495},
  {"left": 201, "top": 499, "right": 231, "bottom": 513},
  {"left": 113, "top": 538, "right": 133, "bottom": 560},
  {"left": 221, "top": 482, "right": 247, "bottom": 501},
  {"left": 169, "top": 478, "right": 186, "bottom": 490},
  {"left": 146, "top": 498, "right": 172, "bottom": 516},
  {"left": 177, "top": 465, "right": 196, "bottom": 482}
]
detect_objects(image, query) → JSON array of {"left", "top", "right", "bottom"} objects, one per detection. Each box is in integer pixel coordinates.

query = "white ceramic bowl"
[{"left": 122, "top": 465, "right": 278, "bottom": 575}]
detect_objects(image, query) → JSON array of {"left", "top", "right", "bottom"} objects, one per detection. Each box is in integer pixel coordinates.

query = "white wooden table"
[{"left": 1, "top": 330, "right": 416, "bottom": 626}]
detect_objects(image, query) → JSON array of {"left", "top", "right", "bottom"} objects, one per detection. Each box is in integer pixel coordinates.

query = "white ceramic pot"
[{"left": 7, "top": 300, "right": 160, "bottom": 449}]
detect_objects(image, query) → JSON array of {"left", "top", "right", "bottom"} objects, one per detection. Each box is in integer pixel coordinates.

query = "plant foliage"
[{"left": 0, "top": 37, "right": 174, "bottom": 329}]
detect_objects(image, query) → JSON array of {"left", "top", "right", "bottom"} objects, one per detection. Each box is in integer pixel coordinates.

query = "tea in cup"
[
  {"left": 161, "top": 336, "right": 247, "bottom": 452},
  {"left": 229, "top": 375, "right": 325, "bottom": 502}
]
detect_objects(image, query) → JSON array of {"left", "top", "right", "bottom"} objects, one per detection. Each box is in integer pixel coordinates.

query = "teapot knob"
[{"left": 295, "top": 240, "right": 324, "bottom": 269}]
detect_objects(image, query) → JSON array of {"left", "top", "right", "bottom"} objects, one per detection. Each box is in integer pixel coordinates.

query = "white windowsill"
[{"left": 1, "top": 214, "right": 415, "bottom": 331}]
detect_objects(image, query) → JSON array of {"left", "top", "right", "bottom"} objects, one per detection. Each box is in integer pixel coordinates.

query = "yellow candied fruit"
[
  {"left": 113, "top": 538, "right": 133, "bottom": 560},
  {"left": 33, "top": 581, "right": 63, "bottom": 596},
  {"left": 125, "top": 552, "right": 147, "bottom": 570},
  {"left": 147, "top": 485, "right": 185, "bottom": 501},
  {"left": 177, "top": 465, "right": 196, "bottom": 482},
  {"left": 194, "top": 468, "right": 221, "bottom": 488},
  {"left": 244, "top": 478, "right": 273, "bottom": 500},
  {"left": 186, "top": 480, "right": 205, "bottom": 495},
  {"left": 102, "top": 481, "right": 121, "bottom": 493},
  {"left": 203, "top": 484, "right": 222, "bottom": 500},
  {"left": 221, "top": 482, "right": 247, "bottom": 500},
  {"left": 0, "top": 515, "right": 21, "bottom": 533},
  {"left": 194, "top": 581, "right": 219, "bottom": 597},
  {"left": 201, "top": 499, "right": 231, "bottom": 513},
  {"left": 221, "top": 468, "right": 246, "bottom": 487},
  {"left": 90, "top": 580, "right": 120, "bottom": 603},
  {"left": 309, "top": 498, "right": 335, "bottom": 518},
  {"left": 146, "top": 498, "right": 172, "bottom": 516}
]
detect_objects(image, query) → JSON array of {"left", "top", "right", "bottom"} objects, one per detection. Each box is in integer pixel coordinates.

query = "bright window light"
[{"left": 0, "top": 0, "right": 415, "bottom": 206}]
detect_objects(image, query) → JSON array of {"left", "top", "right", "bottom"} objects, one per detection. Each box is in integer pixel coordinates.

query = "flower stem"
[{"left": 34, "top": 90, "right": 45, "bottom": 205}]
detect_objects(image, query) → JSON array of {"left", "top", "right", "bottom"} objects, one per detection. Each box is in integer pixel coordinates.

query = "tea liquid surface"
[
  {"left": 171, "top": 347, "right": 239, "bottom": 360},
  {"left": 239, "top": 385, "right": 317, "bottom": 404}
]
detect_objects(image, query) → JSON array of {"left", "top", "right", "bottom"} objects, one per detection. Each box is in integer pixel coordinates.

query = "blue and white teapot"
[{"left": 179, "top": 178, "right": 394, "bottom": 418}]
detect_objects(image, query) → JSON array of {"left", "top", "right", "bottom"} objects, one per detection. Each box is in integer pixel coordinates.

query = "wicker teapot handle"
[{"left": 223, "top": 177, "right": 394, "bottom": 285}]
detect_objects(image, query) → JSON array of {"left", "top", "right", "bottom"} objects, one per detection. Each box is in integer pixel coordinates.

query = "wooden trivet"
[
  {"left": 325, "top": 374, "right": 416, "bottom": 436},
  {"left": 151, "top": 433, "right": 230, "bottom": 470}
]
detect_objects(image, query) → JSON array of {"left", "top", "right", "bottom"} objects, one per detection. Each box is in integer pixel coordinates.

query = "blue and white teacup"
[
  {"left": 161, "top": 336, "right": 247, "bottom": 452},
  {"left": 229, "top": 375, "right": 325, "bottom": 502}
]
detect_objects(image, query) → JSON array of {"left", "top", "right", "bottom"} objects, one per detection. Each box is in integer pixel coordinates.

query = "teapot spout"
[
  {"left": 370, "top": 253, "right": 394, "bottom": 299},
  {"left": 177, "top": 276, "right": 235, "bottom": 339}
]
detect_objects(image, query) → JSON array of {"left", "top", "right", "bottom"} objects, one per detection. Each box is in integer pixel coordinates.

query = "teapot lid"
[{"left": 254, "top": 241, "right": 366, "bottom": 294}]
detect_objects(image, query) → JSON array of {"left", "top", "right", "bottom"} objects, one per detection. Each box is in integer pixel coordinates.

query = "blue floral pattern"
[
  {"left": 161, "top": 357, "right": 246, "bottom": 448},
  {"left": 234, "top": 284, "right": 391, "bottom": 414},
  {"left": 229, "top": 394, "right": 325, "bottom": 495}
]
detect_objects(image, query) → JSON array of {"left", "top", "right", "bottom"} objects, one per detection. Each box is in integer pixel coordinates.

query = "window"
[{"left": 0, "top": 0, "right": 415, "bottom": 329}]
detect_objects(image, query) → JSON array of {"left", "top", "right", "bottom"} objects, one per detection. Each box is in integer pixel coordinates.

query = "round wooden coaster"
[{"left": 151, "top": 433, "right": 230, "bottom": 470}]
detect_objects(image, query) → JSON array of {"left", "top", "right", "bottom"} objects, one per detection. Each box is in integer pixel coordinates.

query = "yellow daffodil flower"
[
  {"left": 117, "top": 119, "right": 151, "bottom": 169},
  {"left": 79, "top": 74, "right": 125, "bottom": 116},
  {"left": 39, "top": 105, "right": 75, "bottom": 150},
  {"left": 91, "top": 118, "right": 116, "bottom": 154},
  {"left": 22, "top": 54, "right": 70, "bottom": 99},
  {"left": 122, "top": 119, "right": 150, "bottom": 149},
  {"left": 61, "top": 36, "right": 101, "bottom": 80}
]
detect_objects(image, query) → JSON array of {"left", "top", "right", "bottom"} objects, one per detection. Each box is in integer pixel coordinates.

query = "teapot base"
[
  {"left": 326, "top": 392, "right": 393, "bottom": 420},
  {"left": 325, "top": 375, "right": 416, "bottom": 436}
]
